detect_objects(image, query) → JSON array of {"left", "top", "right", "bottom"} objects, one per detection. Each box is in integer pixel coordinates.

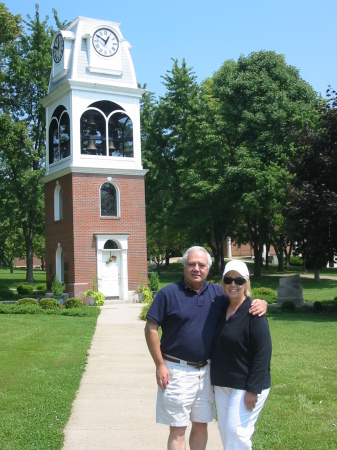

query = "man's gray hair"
[{"left": 182, "top": 246, "right": 212, "bottom": 269}]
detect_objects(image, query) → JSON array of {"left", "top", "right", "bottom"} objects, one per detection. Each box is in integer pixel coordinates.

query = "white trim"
[
  {"left": 43, "top": 166, "right": 148, "bottom": 183},
  {"left": 95, "top": 234, "right": 129, "bottom": 299}
]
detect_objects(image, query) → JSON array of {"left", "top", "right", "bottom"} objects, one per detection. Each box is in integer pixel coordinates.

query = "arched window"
[
  {"left": 80, "top": 109, "right": 105, "bottom": 155},
  {"left": 104, "top": 240, "right": 119, "bottom": 249},
  {"left": 54, "top": 183, "right": 63, "bottom": 221},
  {"left": 56, "top": 244, "right": 64, "bottom": 283},
  {"left": 49, "top": 106, "right": 70, "bottom": 164},
  {"left": 108, "top": 112, "right": 133, "bottom": 157},
  {"left": 100, "top": 182, "right": 118, "bottom": 217},
  {"left": 80, "top": 101, "right": 133, "bottom": 157}
]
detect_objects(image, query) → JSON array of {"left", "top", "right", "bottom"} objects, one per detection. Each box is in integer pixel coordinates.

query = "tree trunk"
[
  {"left": 265, "top": 243, "right": 270, "bottom": 270},
  {"left": 314, "top": 269, "right": 320, "bottom": 282},
  {"left": 253, "top": 243, "right": 264, "bottom": 277},
  {"left": 25, "top": 235, "right": 34, "bottom": 282}
]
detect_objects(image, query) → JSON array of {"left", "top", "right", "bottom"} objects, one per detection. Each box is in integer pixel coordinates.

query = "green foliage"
[
  {"left": 83, "top": 290, "right": 105, "bottom": 306},
  {"left": 65, "top": 297, "right": 83, "bottom": 309},
  {"left": 0, "top": 303, "right": 100, "bottom": 317},
  {"left": 36, "top": 283, "right": 47, "bottom": 291},
  {"left": 0, "top": 5, "right": 53, "bottom": 282},
  {"left": 40, "top": 298, "right": 59, "bottom": 310},
  {"left": 0, "top": 287, "right": 15, "bottom": 299},
  {"left": 289, "top": 255, "right": 303, "bottom": 266},
  {"left": 16, "top": 283, "right": 34, "bottom": 295},
  {"left": 252, "top": 286, "right": 277, "bottom": 304},
  {"left": 148, "top": 272, "right": 159, "bottom": 291},
  {"left": 313, "top": 301, "right": 324, "bottom": 312},
  {"left": 142, "top": 287, "right": 153, "bottom": 304},
  {"left": 139, "top": 287, "right": 154, "bottom": 320},
  {"left": 17, "top": 297, "right": 38, "bottom": 306},
  {"left": 281, "top": 300, "right": 296, "bottom": 312},
  {"left": 51, "top": 276, "right": 65, "bottom": 296}
]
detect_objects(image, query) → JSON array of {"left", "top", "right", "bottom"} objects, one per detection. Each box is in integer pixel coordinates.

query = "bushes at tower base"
[
  {"left": 65, "top": 297, "right": 83, "bottom": 308},
  {"left": 40, "top": 298, "right": 60, "bottom": 309},
  {"left": 17, "top": 298, "right": 39, "bottom": 306}
]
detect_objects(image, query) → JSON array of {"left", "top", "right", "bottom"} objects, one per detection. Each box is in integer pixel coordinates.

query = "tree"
[
  {"left": 0, "top": 5, "right": 58, "bottom": 281},
  {"left": 287, "top": 88, "right": 337, "bottom": 279},
  {"left": 210, "top": 51, "right": 318, "bottom": 276},
  {"left": 141, "top": 60, "right": 199, "bottom": 266}
]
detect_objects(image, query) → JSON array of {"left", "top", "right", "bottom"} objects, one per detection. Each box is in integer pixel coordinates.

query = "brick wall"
[{"left": 44, "top": 172, "right": 147, "bottom": 296}]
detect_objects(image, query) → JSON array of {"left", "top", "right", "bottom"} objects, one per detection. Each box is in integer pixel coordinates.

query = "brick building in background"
[{"left": 41, "top": 17, "right": 147, "bottom": 299}]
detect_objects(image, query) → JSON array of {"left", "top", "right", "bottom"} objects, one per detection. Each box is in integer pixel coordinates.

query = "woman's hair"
[{"left": 182, "top": 246, "right": 212, "bottom": 269}]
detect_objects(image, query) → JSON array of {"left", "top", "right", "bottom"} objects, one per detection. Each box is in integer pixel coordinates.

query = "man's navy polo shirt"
[{"left": 146, "top": 278, "right": 225, "bottom": 362}]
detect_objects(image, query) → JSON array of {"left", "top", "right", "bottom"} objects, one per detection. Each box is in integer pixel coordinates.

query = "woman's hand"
[
  {"left": 244, "top": 390, "right": 258, "bottom": 411},
  {"left": 249, "top": 299, "right": 267, "bottom": 316}
]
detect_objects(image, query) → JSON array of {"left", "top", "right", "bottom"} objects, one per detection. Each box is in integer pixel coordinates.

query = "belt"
[{"left": 162, "top": 353, "right": 208, "bottom": 369}]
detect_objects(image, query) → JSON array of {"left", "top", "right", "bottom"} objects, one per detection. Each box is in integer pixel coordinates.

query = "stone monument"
[{"left": 277, "top": 274, "right": 304, "bottom": 307}]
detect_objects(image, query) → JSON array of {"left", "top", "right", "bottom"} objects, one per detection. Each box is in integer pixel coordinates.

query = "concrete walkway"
[{"left": 62, "top": 302, "right": 223, "bottom": 449}]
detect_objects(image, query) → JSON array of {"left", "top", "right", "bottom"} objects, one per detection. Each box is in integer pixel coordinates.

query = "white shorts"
[{"left": 156, "top": 359, "right": 215, "bottom": 427}]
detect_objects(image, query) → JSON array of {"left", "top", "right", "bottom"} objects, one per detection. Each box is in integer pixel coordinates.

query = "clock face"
[
  {"left": 92, "top": 28, "right": 119, "bottom": 57},
  {"left": 53, "top": 33, "right": 64, "bottom": 64}
]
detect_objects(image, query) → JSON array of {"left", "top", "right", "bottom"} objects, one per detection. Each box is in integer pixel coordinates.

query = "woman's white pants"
[{"left": 214, "top": 386, "right": 270, "bottom": 449}]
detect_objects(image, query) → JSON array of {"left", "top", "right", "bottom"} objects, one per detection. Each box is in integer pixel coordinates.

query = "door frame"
[{"left": 95, "top": 233, "right": 129, "bottom": 300}]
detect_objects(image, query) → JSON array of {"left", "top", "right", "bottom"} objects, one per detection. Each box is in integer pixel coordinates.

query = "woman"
[{"left": 211, "top": 260, "right": 272, "bottom": 449}]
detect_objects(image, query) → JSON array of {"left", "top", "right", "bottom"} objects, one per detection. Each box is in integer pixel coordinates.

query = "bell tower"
[{"left": 42, "top": 17, "right": 147, "bottom": 299}]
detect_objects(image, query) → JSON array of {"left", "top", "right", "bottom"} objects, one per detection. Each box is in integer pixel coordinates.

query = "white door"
[{"left": 101, "top": 252, "right": 120, "bottom": 297}]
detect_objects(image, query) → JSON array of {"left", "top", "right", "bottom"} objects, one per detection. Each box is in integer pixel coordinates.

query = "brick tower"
[{"left": 41, "top": 17, "right": 147, "bottom": 299}]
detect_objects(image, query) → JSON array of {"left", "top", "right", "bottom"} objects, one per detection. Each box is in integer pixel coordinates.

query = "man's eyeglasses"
[{"left": 223, "top": 276, "right": 247, "bottom": 286}]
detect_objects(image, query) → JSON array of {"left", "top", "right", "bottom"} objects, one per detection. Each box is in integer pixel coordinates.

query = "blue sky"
[{"left": 6, "top": 0, "right": 337, "bottom": 98}]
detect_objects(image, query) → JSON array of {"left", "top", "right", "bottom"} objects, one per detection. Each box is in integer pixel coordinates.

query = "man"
[{"left": 145, "top": 246, "right": 267, "bottom": 450}]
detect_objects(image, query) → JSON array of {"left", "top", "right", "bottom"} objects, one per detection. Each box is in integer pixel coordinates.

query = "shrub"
[
  {"left": 281, "top": 300, "right": 296, "bottom": 312},
  {"left": 139, "top": 287, "right": 154, "bottom": 320},
  {"left": 252, "top": 287, "right": 277, "bottom": 304},
  {"left": 148, "top": 272, "right": 159, "bottom": 292},
  {"left": 17, "top": 298, "right": 38, "bottom": 306},
  {"left": 40, "top": 298, "right": 60, "bottom": 309},
  {"left": 65, "top": 297, "right": 83, "bottom": 309},
  {"left": 142, "top": 287, "right": 153, "bottom": 304},
  {"left": 313, "top": 301, "right": 324, "bottom": 312},
  {"left": 36, "top": 283, "right": 47, "bottom": 291},
  {"left": 52, "top": 276, "right": 65, "bottom": 296},
  {"left": 0, "top": 287, "right": 15, "bottom": 300},
  {"left": 83, "top": 290, "right": 105, "bottom": 306},
  {"left": 289, "top": 255, "right": 303, "bottom": 266},
  {"left": 17, "top": 283, "right": 34, "bottom": 295}
]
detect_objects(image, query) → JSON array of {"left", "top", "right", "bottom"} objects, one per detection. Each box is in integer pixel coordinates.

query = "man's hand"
[
  {"left": 249, "top": 299, "right": 267, "bottom": 316},
  {"left": 156, "top": 362, "right": 170, "bottom": 390}
]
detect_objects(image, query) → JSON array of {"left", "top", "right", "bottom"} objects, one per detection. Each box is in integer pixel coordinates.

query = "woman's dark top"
[{"left": 211, "top": 296, "right": 272, "bottom": 394}]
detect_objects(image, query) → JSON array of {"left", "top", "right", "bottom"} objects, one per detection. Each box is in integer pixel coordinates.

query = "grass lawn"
[
  {"left": 0, "top": 312, "right": 98, "bottom": 449},
  {"left": 1, "top": 265, "right": 337, "bottom": 448},
  {"left": 254, "top": 312, "right": 337, "bottom": 449},
  {"left": 0, "top": 268, "right": 46, "bottom": 289}
]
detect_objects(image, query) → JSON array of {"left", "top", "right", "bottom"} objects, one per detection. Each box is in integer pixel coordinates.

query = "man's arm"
[
  {"left": 144, "top": 319, "right": 170, "bottom": 389},
  {"left": 249, "top": 299, "right": 268, "bottom": 316}
]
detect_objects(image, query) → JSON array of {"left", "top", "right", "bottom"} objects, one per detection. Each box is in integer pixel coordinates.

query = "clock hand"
[{"left": 104, "top": 35, "right": 110, "bottom": 45}]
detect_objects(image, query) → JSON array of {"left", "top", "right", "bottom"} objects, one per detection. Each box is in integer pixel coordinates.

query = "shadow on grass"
[{"left": 267, "top": 307, "right": 337, "bottom": 323}]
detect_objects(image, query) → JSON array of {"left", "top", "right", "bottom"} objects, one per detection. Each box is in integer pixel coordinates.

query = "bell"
[
  {"left": 87, "top": 114, "right": 96, "bottom": 126},
  {"left": 109, "top": 140, "right": 116, "bottom": 150},
  {"left": 87, "top": 139, "right": 97, "bottom": 151}
]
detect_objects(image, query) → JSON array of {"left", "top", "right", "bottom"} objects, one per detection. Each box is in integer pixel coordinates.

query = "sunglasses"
[{"left": 223, "top": 276, "right": 247, "bottom": 286}]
